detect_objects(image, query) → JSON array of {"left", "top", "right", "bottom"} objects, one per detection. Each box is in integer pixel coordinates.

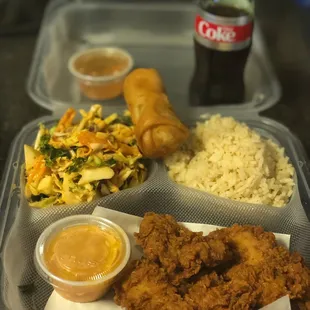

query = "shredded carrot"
[
  {"left": 27, "top": 155, "right": 48, "bottom": 184},
  {"left": 55, "top": 108, "right": 76, "bottom": 132},
  {"left": 78, "top": 131, "right": 109, "bottom": 148}
]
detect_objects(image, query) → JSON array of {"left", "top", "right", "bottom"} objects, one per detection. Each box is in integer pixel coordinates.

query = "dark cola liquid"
[
  {"left": 190, "top": 5, "right": 252, "bottom": 106},
  {"left": 207, "top": 4, "right": 249, "bottom": 17}
]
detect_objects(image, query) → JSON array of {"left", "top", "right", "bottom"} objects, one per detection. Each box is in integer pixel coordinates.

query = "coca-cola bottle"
[{"left": 189, "top": 0, "right": 254, "bottom": 106}]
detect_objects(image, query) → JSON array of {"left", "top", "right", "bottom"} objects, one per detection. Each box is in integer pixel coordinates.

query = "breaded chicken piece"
[
  {"left": 255, "top": 250, "right": 307, "bottom": 305},
  {"left": 208, "top": 225, "right": 310, "bottom": 307},
  {"left": 114, "top": 259, "right": 191, "bottom": 310},
  {"left": 135, "top": 213, "right": 232, "bottom": 284},
  {"left": 185, "top": 272, "right": 258, "bottom": 310},
  {"left": 116, "top": 219, "right": 310, "bottom": 310},
  {"left": 186, "top": 245, "right": 310, "bottom": 309},
  {"left": 207, "top": 224, "right": 277, "bottom": 265}
]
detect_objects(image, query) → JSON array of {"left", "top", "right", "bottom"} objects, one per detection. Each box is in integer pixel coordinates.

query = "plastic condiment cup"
[
  {"left": 34, "top": 215, "right": 131, "bottom": 303},
  {"left": 68, "top": 47, "right": 134, "bottom": 100}
]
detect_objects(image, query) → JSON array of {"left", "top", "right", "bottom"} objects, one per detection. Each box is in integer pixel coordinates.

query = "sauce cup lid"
[
  {"left": 68, "top": 47, "right": 134, "bottom": 83},
  {"left": 34, "top": 214, "right": 131, "bottom": 287}
]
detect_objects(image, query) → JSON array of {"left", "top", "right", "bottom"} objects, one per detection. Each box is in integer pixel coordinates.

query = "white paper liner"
[{"left": 45, "top": 206, "right": 291, "bottom": 310}]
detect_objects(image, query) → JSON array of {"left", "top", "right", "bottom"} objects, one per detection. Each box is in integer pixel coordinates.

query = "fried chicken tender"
[
  {"left": 115, "top": 216, "right": 310, "bottom": 310},
  {"left": 238, "top": 249, "right": 309, "bottom": 306},
  {"left": 114, "top": 259, "right": 191, "bottom": 310},
  {"left": 197, "top": 225, "right": 310, "bottom": 308},
  {"left": 185, "top": 272, "right": 258, "bottom": 310},
  {"left": 207, "top": 224, "right": 277, "bottom": 265},
  {"left": 135, "top": 212, "right": 232, "bottom": 284}
]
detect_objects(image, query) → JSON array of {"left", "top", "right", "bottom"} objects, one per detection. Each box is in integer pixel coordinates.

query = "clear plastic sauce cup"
[
  {"left": 68, "top": 47, "right": 134, "bottom": 100},
  {"left": 34, "top": 215, "right": 131, "bottom": 303}
]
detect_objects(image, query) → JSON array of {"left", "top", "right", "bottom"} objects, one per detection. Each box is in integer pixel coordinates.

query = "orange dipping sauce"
[
  {"left": 75, "top": 52, "right": 129, "bottom": 78},
  {"left": 35, "top": 216, "right": 130, "bottom": 303},
  {"left": 44, "top": 224, "right": 125, "bottom": 282},
  {"left": 68, "top": 48, "right": 133, "bottom": 100}
]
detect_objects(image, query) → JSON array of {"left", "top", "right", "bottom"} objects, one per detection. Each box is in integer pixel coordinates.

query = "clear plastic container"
[
  {"left": 1, "top": 118, "right": 310, "bottom": 310},
  {"left": 68, "top": 47, "right": 134, "bottom": 100},
  {"left": 0, "top": 1, "right": 310, "bottom": 310},
  {"left": 34, "top": 215, "right": 130, "bottom": 303},
  {"left": 27, "top": 0, "right": 280, "bottom": 115}
]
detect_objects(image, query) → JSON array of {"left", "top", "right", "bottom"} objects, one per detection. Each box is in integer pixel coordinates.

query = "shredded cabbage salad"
[{"left": 24, "top": 105, "right": 147, "bottom": 207}]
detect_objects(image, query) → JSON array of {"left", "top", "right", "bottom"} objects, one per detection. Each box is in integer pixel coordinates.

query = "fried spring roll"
[{"left": 123, "top": 68, "right": 189, "bottom": 158}]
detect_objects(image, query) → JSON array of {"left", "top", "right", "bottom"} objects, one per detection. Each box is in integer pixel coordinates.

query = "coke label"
[{"left": 195, "top": 13, "right": 253, "bottom": 51}]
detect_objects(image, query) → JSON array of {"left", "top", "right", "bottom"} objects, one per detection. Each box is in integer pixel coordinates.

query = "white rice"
[{"left": 165, "top": 114, "right": 295, "bottom": 207}]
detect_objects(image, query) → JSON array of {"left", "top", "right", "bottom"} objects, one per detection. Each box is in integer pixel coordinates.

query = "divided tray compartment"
[{"left": 1, "top": 114, "right": 310, "bottom": 310}]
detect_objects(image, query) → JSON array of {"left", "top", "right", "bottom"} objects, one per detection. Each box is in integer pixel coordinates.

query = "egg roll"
[{"left": 123, "top": 68, "right": 189, "bottom": 158}]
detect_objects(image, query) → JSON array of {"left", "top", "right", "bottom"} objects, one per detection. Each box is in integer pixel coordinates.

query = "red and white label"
[{"left": 195, "top": 15, "right": 253, "bottom": 44}]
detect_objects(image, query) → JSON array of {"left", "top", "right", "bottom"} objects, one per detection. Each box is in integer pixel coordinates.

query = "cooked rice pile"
[{"left": 165, "top": 115, "right": 295, "bottom": 207}]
